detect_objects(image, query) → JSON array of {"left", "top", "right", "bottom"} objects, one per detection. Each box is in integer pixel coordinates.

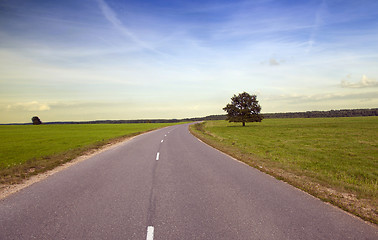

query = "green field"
[
  {"left": 1, "top": 123, "right": 180, "bottom": 184},
  {"left": 190, "top": 117, "right": 377, "bottom": 223}
]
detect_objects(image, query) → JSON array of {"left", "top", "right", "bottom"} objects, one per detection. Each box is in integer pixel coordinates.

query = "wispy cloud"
[
  {"left": 269, "top": 58, "right": 280, "bottom": 66},
  {"left": 273, "top": 91, "right": 378, "bottom": 103},
  {"left": 306, "top": 0, "right": 328, "bottom": 53},
  {"left": 6, "top": 101, "right": 50, "bottom": 112},
  {"left": 96, "top": 0, "right": 162, "bottom": 54},
  {"left": 259, "top": 57, "right": 285, "bottom": 66},
  {"left": 341, "top": 75, "right": 378, "bottom": 88},
  {"left": 261, "top": 90, "right": 378, "bottom": 113}
]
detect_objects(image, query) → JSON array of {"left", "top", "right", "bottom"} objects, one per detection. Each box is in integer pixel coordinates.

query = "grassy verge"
[
  {"left": 1, "top": 122, "right": 181, "bottom": 185},
  {"left": 190, "top": 117, "right": 377, "bottom": 224}
]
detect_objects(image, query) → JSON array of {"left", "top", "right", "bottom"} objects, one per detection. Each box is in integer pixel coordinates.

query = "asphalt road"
[{"left": 0, "top": 123, "right": 376, "bottom": 239}]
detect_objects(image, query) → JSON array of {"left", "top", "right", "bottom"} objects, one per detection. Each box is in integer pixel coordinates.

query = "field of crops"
[
  {"left": 190, "top": 117, "right": 377, "bottom": 223},
  {"left": 0, "top": 123, "right": 179, "bottom": 183}
]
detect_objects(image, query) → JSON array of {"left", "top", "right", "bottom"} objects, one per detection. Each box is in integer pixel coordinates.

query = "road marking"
[
  {"left": 164, "top": 134, "right": 167, "bottom": 137},
  {"left": 156, "top": 152, "right": 160, "bottom": 161},
  {"left": 146, "top": 226, "right": 154, "bottom": 240},
  {"left": 161, "top": 140, "right": 164, "bottom": 143}
]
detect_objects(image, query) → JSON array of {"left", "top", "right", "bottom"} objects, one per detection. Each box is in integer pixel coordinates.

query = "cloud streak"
[
  {"left": 96, "top": 0, "right": 162, "bottom": 55},
  {"left": 270, "top": 91, "right": 378, "bottom": 103},
  {"left": 7, "top": 101, "right": 50, "bottom": 112},
  {"left": 306, "top": 0, "right": 328, "bottom": 53},
  {"left": 341, "top": 75, "right": 378, "bottom": 88}
]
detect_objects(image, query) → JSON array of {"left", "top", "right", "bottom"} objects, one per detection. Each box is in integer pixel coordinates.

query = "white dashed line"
[
  {"left": 156, "top": 152, "right": 160, "bottom": 161},
  {"left": 164, "top": 134, "right": 167, "bottom": 137},
  {"left": 161, "top": 140, "right": 164, "bottom": 143},
  {"left": 146, "top": 226, "right": 154, "bottom": 240}
]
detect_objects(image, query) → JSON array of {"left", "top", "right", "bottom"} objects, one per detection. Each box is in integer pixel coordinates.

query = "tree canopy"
[{"left": 223, "top": 92, "right": 263, "bottom": 126}]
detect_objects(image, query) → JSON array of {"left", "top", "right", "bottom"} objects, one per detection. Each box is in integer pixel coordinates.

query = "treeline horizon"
[
  {"left": 3, "top": 108, "right": 378, "bottom": 125},
  {"left": 263, "top": 108, "right": 378, "bottom": 119}
]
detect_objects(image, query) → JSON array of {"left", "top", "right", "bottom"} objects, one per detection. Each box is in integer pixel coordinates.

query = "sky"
[{"left": 0, "top": 0, "right": 377, "bottom": 123}]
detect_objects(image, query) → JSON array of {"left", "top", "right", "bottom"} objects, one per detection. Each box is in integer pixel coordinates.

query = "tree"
[
  {"left": 223, "top": 92, "right": 263, "bottom": 126},
  {"left": 32, "top": 116, "right": 42, "bottom": 125}
]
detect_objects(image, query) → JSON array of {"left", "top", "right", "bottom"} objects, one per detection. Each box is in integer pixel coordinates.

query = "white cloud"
[
  {"left": 259, "top": 57, "right": 285, "bottom": 66},
  {"left": 269, "top": 58, "right": 280, "bottom": 66},
  {"left": 266, "top": 91, "right": 378, "bottom": 103},
  {"left": 6, "top": 101, "right": 50, "bottom": 112},
  {"left": 260, "top": 90, "right": 378, "bottom": 113},
  {"left": 341, "top": 75, "right": 377, "bottom": 88}
]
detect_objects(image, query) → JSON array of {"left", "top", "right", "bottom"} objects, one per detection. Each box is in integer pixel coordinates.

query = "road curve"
[{"left": 0, "top": 123, "right": 376, "bottom": 239}]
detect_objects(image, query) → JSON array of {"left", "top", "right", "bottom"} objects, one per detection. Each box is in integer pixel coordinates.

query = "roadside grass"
[
  {"left": 1, "top": 123, "right": 181, "bottom": 185},
  {"left": 190, "top": 117, "right": 378, "bottom": 224}
]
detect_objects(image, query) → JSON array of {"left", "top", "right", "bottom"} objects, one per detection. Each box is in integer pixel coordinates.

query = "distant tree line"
[
  {"left": 181, "top": 108, "right": 378, "bottom": 121},
  {"left": 43, "top": 119, "right": 182, "bottom": 125},
  {"left": 7, "top": 108, "right": 376, "bottom": 126},
  {"left": 263, "top": 108, "right": 378, "bottom": 119},
  {"left": 37, "top": 115, "right": 229, "bottom": 125}
]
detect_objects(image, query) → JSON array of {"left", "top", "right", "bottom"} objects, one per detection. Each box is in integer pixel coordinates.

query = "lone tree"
[
  {"left": 223, "top": 92, "right": 263, "bottom": 126},
  {"left": 32, "top": 116, "right": 42, "bottom": 125}
]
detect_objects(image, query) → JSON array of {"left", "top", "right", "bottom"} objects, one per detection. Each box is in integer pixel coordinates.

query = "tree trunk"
[{"left": 242, "top": 121, "right": 245, "bottom": 127}]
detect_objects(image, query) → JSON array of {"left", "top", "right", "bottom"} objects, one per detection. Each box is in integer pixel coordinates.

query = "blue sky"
[{"left": 1, "top": 0, "right": 377, "bottom": 123}]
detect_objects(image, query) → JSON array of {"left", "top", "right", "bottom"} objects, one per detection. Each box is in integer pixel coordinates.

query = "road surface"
[{"left": 0, "top": 123, "right": 376, "bottom": 239}]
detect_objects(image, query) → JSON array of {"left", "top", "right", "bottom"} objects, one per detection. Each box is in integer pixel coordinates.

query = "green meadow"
[
  {"left": 190, "top": 117, "right": 377, "bottom": 223},
  {"left": 0, "top": 123, "right": 179, "bottom": 183}
]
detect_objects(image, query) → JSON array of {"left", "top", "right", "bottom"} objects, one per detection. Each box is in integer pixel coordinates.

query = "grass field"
[
  {"left": 190, "top": 117, "right": 377, "bottom": 223},
  {"left": 1, "top": 122, "right": 180, "bottom": 184}
]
